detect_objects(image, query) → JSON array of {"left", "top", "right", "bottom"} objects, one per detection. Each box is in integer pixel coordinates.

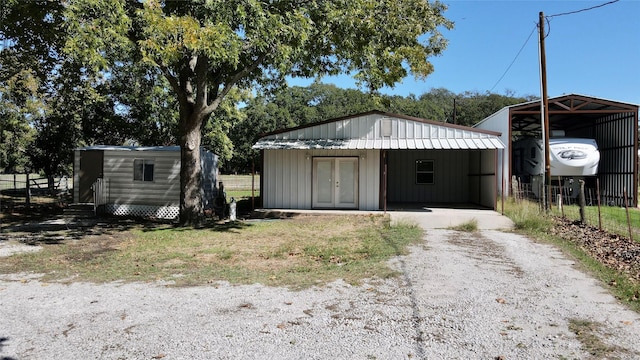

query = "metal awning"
[{"left": 253, "top": 137, "right": 504, "bottom": 150}]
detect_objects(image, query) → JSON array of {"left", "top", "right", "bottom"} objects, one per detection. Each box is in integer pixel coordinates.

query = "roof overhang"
[
  {"left": 253, "top": 111, "right": 505, "bottom": 151},
  {"left": 253, "top": 137, "right": 504, "bottom": 150}
]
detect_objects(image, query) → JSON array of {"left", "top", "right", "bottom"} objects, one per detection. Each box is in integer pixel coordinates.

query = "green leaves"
[
  {"left": 64, "top": 0, "right": 132, "bottom": 72},
  {"left": 137, "top": 0, "right": 241, "bottom": 69}
]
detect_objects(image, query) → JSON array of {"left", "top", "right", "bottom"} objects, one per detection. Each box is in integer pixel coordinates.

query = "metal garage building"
[
  {"left": 474, "top": 94, "right": 639, "bottom": 206},
  {"left": 253, "top": 111, "right": 505, "bottom": 211}
]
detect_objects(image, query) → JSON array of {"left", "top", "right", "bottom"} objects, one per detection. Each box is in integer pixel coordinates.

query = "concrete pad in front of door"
[
  {"left": 389, "top": 208, "right": 515, "bottom": 230},
  {"left": 254, "top": 208, "right": 515, "bottom": 231}
]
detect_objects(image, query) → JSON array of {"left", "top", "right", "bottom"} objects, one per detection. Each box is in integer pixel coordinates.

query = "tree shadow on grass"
[
  {"left": 0, "top": 206, "right": 167, "bottom": 246},
  {"left": 1, "top": 203, "right": 304, "bottom": 246}
]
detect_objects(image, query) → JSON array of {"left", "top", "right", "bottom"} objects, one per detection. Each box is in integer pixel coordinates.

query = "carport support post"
[
  {"left": 383, "top": 150, "right": 387, "bottom": 213},
  {"left": 251, "top": 159, "right": 255, "bottom": 211}
]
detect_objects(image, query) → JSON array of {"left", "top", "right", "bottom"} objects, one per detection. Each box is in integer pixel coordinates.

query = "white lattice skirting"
[{"left": 105, "top": 204, "right": 180, "bottom": 220}]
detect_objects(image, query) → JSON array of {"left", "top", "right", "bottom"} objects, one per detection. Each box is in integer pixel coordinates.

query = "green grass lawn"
[{"left": 0, "top": 214, "right": 423, "bottom": 289}]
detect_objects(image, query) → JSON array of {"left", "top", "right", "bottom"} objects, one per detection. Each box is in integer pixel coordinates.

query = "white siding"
[
  {"left": 262, "top": 149, "right": 380, "bottom": 210},
  {"left": 102, "top": 150, "right": 181, "bottom": 207},
  {"left": 259, "top": 113, "right": 503, "bottom": 148},
  {"left": 474, "top": 107, "right": 511, "bottom": 196},
  {"left": 257, "top": 111, "right": 503, "bottom": 210}
]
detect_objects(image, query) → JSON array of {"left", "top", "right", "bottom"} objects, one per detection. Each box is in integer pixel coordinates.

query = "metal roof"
[
  {"left": 474, "top": 94, "right": 639, "bottom": 138},
  {"left": 253, "top": 138, "right": 504, "bottom": 150},
  {"left": 253, "top": 111, "right": 504, "bottom": 150},
  {"left": 76, "top": 145, "right": 181, "bottom": 151}
]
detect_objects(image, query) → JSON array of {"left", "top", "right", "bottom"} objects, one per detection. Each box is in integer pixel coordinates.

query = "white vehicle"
[{"left": 513, "top": 137, "right": 600, "bottom": 177}]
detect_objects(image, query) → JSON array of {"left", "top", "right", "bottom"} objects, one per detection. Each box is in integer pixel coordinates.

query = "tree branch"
[
  {"left": 194, "top": 55, "right": 208, "bottom": 113},
  {"left": 202, "top": 52, "right": 268, "bottom": 115},
  {"left": 158, "top": 63, "right": 185, "bottom": 105}
]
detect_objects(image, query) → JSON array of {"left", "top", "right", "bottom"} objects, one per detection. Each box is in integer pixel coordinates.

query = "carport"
[{"left": 474, "top": 94, "right": 639, "bottom": 206}]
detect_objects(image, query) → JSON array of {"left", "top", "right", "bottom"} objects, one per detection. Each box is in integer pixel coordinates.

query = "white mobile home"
[
  {"left": 73, "top": 146, "right": 218, "bottom": 219},
  {"left": 253, "top": 111, "right": 505, "bottom": 211}
]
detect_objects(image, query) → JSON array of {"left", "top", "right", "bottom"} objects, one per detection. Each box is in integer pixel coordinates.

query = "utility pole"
[{"left": 539, "top": 11, "right": 552, "bottom": 211}]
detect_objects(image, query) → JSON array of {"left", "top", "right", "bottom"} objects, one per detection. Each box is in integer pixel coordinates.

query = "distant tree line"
[{"left": 226, "top": 84, "right": 535, "bottom": 173}]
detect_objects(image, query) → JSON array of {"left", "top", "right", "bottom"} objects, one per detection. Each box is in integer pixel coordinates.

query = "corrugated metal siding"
[
  {"left": 387, "top": 150, "right": 470, "bottom": 203},
  {"left": 468, "top": 150, "right": 497, "bottom": 208},
  {"left": 262, "top": 149, "right": 379, "bottom": 210},
  {"left": 103, "top": 150, "right": 181, "bottom": 207},
  {"left": 475, "top": 101, "right": 638, "bottom": 206},
  {"left": 200, "top": 149, "right": 219, "bottom": 210},
  {"left": 474, "top": 107, "right": 511, "bottom": 196},
  {"left": 387, "top": 149, "right": 497, "bottom": 207},
  {"left": 255, "top": 113, "right": 504, "bottom": 150},
  {"left": 593, "top": 112, "right": 637, "bottom": 205}
]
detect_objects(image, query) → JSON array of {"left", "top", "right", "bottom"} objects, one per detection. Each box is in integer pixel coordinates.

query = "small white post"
[
  {"left": 229, "top": 198, "right": 237, "bottom": 221},
  {"left": 557, "top": 194, "right": 562, "bottom": 212}
]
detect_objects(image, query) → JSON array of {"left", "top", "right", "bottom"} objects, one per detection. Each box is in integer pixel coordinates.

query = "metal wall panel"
[
  {"left": 262, "top": 149, "right": 379, "bottom": 210},
  {"left": 263, "top": 113, "right": 502, "bottom": 144},
  {"left": 387, "top": 150, "right": 470, "bottom": 204},
  {"left": 593, "top": 112, "right": 637, "bottom": 205},
  {"left": 387, "top": 149, "right": 496, "bottom": 207},
  {"left": 473, "top": 108, "right": 511, "bottom": 196}
]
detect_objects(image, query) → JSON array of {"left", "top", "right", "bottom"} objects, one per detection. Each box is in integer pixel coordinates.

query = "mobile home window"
[
  {"left": 416, "top": 160, "right": 434, "bottom": 185},
  {"left": 134, "top": 159, "right": 154, "bottom": 182}
]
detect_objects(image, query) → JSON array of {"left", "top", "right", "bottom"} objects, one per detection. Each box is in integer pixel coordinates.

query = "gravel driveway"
[{"left": 1, "top": 215, "right": 639, "bottom": 359}]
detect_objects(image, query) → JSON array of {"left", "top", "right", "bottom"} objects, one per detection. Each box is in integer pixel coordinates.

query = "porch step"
[{"left": 63, "top": 203, "right": 96, "bottom": 218}]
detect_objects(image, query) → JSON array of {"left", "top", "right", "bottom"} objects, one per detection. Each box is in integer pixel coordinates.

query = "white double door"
[{"left": 312, "top": 157, "right": 359, "bottom": 209}]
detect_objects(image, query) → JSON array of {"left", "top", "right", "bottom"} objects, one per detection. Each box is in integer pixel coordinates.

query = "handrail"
[{"left": 92, "top": 178, "right": 106, "bottom": 215}]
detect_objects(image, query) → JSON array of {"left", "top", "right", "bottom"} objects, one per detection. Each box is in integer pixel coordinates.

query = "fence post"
[
  {"left": 578, "top": 179, "right": 586, "bottom": 224},
  {"left": 25, "top": 172, "right": 31, "bottom": 210},
  {"left": 624, "top": 188, "right": 633, "bottom": 242},
  {"left": 557, "top": 194, "right": 563, "bottom": 214},
  {"left": 596, "top": 178, "right": 602, "bottom": 230}
]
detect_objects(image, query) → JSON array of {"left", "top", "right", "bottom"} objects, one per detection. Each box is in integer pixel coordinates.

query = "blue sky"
[{"left": 291, "top": 0, "right": 640, "bottom": 104}]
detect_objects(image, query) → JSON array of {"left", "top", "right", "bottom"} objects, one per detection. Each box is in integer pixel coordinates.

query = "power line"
[
  {"left": 488, "top": 0, "right": 620, "bottom": 93},
  {"left": 489, "top": 23, "right": 537, "bottom": 93},
  {"left": 546, "top": 0, "right": 619, "bottom": 18},
  {"left": 544, "top": 0, "right": 619, "bottom": 38}
]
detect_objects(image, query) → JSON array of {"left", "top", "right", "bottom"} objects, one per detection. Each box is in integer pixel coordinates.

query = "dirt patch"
[
  {"left": 447, "top": 230, "right": 525, "bottom": 278},
  {"left": 550, "top": 217, "right": 640, "bottom": 283}
]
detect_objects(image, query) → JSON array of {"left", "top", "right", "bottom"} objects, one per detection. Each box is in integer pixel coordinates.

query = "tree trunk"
[
  {"left": 179, "top": 111, "right": 204, "bottom": 226},
  {"left": 47, "top": 174, "right": 55, "bottom": 196}
]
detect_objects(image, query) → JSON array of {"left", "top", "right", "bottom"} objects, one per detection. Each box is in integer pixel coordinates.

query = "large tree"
[
  {"left": 65, "top": 0, "right": 453, "bottom": 225},
  {"left": 0, "top": 0, "right": 78, "bottom": 185}
]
